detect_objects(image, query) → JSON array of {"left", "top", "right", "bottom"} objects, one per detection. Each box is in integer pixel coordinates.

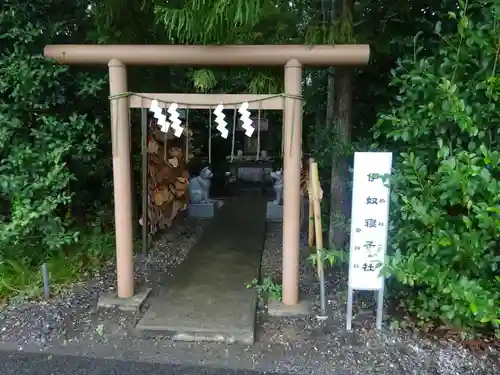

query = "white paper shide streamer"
[
  {"left": 238, "top": 102, "right": 255, "bottom": 137},
  {"left": 149, "top": 100, "right": 184, "bottom": 137},
  {"left": 214, "top": 104, "right": 228, "bottom": 138}
]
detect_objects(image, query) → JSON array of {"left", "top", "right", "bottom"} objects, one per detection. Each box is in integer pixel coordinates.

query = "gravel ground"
[
  {"left": 257, "top": 223, "right": 500, "bottom": 375},
  {"left": 0, "top": 214, "right": 207, "bottom": 346},
  {"left": 0, "top": 219, "right": 499, "bottom": 375}
]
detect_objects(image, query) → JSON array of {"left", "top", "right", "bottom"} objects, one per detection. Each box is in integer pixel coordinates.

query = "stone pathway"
[{"left": 136, "top": 196, "right": 266, "bottom": 344}]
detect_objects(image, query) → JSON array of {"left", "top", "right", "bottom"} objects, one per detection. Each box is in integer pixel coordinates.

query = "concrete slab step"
[{"left": 135, "top": 197, "right": 266, "bottom": 345}]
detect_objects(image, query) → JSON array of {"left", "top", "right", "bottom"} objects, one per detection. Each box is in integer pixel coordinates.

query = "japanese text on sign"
[{"left": 348, "top": 152, "right": 392, "bottom": 290}]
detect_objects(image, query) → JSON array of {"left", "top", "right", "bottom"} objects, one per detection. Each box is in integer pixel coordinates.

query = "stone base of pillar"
[
  {"left": 267, "top": 299, "right": 312, "bottom": 317},
  {"left": 97, "top": 288, "right": 151, "bottom": 312}
]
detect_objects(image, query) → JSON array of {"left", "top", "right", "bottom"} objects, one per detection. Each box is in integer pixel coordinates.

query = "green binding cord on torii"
[
  {"left": 107, "top": 91, "right": 302, "bottom": 161},
  {"left": 107, "top": 91, "right": 302, "bottom": 105}
]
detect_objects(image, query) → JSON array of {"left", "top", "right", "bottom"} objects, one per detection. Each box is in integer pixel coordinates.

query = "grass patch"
[{"left": 0, "top": 220, "right": 117, "bottom": 305}]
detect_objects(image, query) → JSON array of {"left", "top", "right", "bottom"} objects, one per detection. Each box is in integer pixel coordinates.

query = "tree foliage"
[
  {"left": 375, "top": 0, "right": 500, "bottom": 335},
  {"left": 0, "top": 0, "right": 110, "bottom": 297}
]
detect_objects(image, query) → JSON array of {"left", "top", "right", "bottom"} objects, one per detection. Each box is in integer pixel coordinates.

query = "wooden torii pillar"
[{"left": 43, "top": 44, "right": 370, "bottom": 304}]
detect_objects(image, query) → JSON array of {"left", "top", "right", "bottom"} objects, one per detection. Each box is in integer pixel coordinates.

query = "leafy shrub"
[
  {"left": 374, "top": 0, "right": 500, "bottom": 336},
  {"left": 0, "top": 1, "right": 109, "bottom": 300}
]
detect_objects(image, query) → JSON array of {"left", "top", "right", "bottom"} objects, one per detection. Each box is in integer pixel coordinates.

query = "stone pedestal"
[
  {"left": 266, "top": 199, "right": 310, "bottom": 227},
  {"left": 266, "top": 201, "right": 283, "bottom": 222},
  {"left": 188, "top": 202, "right": 215, "bottom": 218}
]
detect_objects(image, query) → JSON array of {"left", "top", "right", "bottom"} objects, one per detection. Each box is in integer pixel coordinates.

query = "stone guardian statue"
[
  {"left": 188, "top": 166, "right": 213, "bottom": 204},
  {"left": 270, "top": 169, "right": 284, "bottom": 205}
]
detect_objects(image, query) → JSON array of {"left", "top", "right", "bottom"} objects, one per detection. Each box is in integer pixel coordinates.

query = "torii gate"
[{"left": 43, "top": 44, "right": 370, "bottom": 307}]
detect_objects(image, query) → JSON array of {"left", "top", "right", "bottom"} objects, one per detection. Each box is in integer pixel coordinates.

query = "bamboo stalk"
[
  {"left": 308, "top": 158, "right": 315, "bottom": 248},
  {"left": 310, "top": 158, "right": 327, "bottom": 317}
]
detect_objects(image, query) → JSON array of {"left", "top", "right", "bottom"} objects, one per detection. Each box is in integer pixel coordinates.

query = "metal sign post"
[{"left": 346, "top": 152, "right": 392, "bottom": 331}]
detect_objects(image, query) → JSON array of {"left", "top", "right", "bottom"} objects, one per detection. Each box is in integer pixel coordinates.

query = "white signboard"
[{"left": 348, "top": 152, "right": 392, "bottom": 290}]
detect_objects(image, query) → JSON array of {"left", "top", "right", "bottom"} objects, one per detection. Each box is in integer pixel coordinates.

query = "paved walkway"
[
  {"left": 1, "top": 350, "right": 287, "bottom": 375},
  {"left": 136, "top": 197, "right": 266, "bottom": 344}
]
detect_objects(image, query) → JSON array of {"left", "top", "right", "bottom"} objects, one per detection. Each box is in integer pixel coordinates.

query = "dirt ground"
[{"left": 0, "top": 217, "right": 498, "bottom": 375}]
